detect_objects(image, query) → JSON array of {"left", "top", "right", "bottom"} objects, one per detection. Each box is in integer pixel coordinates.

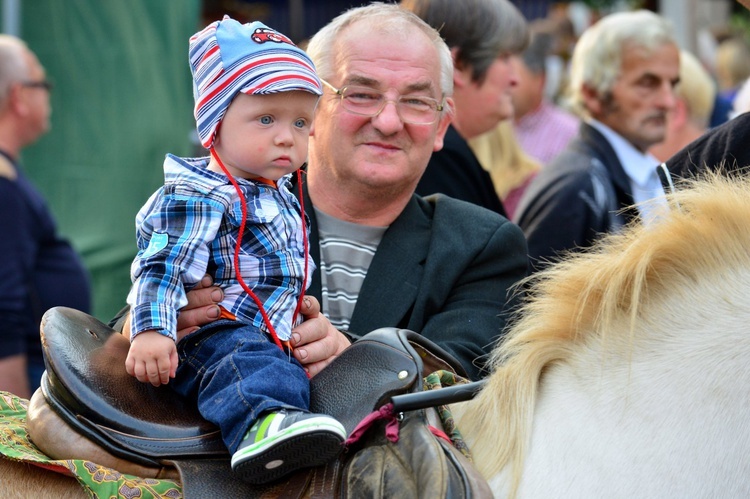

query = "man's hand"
[
  {"left": 176, "top": 275, "right": 223, "bottom": 340},
  {"left": 123, "top": 275, "right": 223, "bottom": 342},
  {"left": 125, "top": 330, "right": 178, "bottom": 387},
  {"left": 291, "top": 296, "right": 351, "bottom": 377}
]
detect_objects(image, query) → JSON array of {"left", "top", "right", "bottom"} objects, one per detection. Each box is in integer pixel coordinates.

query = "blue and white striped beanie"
[{"left": 189, "top": 17, "right": 323, "bottom": 149}]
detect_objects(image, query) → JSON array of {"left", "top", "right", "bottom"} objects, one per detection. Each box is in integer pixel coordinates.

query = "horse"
[
  {"left": 0, "top": 458, "right": 85, "bottom": 498},
  {"left": 454, "top": 172, "right": 750, "bottom": 498}
]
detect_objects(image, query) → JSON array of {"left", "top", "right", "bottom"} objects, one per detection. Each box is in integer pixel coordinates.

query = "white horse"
[{"left": 455, "top": 172, "right": 750, "bottom": 498}]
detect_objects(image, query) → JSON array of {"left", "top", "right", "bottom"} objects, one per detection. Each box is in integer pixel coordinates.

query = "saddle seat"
[{"left": 27, "top": 307, "right": 491, "bottom": 498}]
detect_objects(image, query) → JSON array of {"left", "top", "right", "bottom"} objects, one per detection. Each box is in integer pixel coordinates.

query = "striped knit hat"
[{"left": 189, "top": 17, "right": 322, "bottom": 149}]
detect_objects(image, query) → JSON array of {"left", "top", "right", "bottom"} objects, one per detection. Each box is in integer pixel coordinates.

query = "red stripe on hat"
[
  {"left": 244, "top": 74, "right": 321, "bottom": 94},
  {"left": 196, "top": 56, "right": 317, "bottom": 109},
  {"left": 200, "top": 44, "right": 220, "bottom": 64}
]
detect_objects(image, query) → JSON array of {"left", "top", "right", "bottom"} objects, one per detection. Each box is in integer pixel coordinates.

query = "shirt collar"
[{"left": 587, "top": 119, "right": 660, "bottom": 187}]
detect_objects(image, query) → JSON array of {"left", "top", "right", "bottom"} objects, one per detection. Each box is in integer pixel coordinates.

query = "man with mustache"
[{"left": 514, "top": 10, "right": 680, "bottom": 272}]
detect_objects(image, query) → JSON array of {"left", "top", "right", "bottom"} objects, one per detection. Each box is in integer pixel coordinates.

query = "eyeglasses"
[
  {"left": 21, "top": 80, "right": 53, "bottom": 91},
  {"left": 321, "top": 79, "right": 444, "bottom": 125}
]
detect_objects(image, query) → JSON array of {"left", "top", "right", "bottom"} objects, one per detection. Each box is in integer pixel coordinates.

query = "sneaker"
[{"left": 231, "top": 409, "right": 346, "bottom": 484}]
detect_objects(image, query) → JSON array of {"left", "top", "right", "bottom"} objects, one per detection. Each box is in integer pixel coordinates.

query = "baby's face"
[{"left": 210, "top": 91, "right": 318, "bottom": 180}]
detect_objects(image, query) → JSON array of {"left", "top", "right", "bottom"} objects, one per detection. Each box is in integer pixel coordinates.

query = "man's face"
[
  {"left": 309, "top": 23, "right": 451, "bottom": 193},
  {"left": 510, "top": 55, "right": 544, "bottom": 120},
  {"left": 454, "top": 54, "right": 518, "bottom": 138},
  {"left": 21, "top": 49, "right": 51, "bottom": 143},
  {"left": 589, "top": 42, "right": 680, "bottom": 152}
]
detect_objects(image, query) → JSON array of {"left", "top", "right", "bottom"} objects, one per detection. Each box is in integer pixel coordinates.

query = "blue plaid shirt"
[{"left": 127, "top": 154, "right": 314, "bottom": 342}]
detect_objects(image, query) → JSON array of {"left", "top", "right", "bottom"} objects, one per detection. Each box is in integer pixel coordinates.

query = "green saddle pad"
[{"left": 0, "top": 391, "right": 181, "bottom": 498}]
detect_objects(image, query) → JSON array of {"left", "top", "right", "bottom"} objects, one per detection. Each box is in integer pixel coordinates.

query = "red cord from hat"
[{"left": 209, "top": 147, "right": 309, "bottom": 353}]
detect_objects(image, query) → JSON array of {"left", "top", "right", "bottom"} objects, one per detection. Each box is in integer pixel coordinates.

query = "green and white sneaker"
[{"left": 231, "top": 409, "right": 346, "bottom": 484}]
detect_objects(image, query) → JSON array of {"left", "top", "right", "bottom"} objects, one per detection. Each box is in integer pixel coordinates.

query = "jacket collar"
[{"left": 578, "top": 122, "right": 634, "bottom": 198}]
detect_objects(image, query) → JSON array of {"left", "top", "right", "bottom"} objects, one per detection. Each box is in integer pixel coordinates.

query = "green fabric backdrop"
[{"left": 12, "top": 1, "right": 201, "bottom": 321}]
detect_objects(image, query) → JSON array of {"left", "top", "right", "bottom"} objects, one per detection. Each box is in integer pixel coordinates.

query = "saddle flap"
[
  {"left": 340, "top": 407, "right": 493, "bottom": 498},
  {"left": 309, "top": 327, "right": 423, "bottom": 434},
  {"left": 40, "top": 307, "right": 226, "bottom": 463}
]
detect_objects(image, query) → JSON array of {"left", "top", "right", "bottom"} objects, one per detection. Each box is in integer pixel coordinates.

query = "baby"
[{"left": 125, "top": 17, "right": 345, "bottom": 485}]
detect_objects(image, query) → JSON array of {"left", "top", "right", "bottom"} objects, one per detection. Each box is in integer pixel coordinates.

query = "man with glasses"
[
  {"left": 320, "top": 79, "right": 445, "bottom": 127},
  {"left": 120, "top": 4, "right": 528, "bottom": 380},
  {"left": 0, "top": 35, "right": 91, "bottom": 398}
]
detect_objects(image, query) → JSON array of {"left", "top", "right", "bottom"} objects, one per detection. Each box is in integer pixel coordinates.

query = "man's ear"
[
  {"left": 451, "top": 47, "right": 471, "bottom": 89},
  {"left": 670, "top": 98, "right": 688, "bottom": 129},
  {"left": 7, "top": 83, "right": 27, "bottom": 116},
  {"left": 432, "top": 97, "right": 455, "bottom": 152},
  {"left": 580, "top": 84, "right": 603, "bottom": 117}
]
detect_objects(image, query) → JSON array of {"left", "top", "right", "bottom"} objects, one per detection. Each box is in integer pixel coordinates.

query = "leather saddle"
[{"left": 27, "top": 307, "right": 491, "bottom": 498}]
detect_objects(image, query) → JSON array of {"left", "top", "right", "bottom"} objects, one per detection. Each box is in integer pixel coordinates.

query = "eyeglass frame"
[
  {"left": 20, "top": 80, "right": 53, "bottom": 91},
  {"left": 320, "top": 78, "right": 445, "bottom": 125}
]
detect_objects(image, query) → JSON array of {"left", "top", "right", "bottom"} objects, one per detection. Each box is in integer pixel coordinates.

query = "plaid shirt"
[{"left": 127, "top": 154, "right": 313, "bottom": 342}]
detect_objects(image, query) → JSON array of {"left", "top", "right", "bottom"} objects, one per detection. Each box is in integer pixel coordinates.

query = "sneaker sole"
[{"left": 232, "top": 424, "right": 345, "bottom": 484}]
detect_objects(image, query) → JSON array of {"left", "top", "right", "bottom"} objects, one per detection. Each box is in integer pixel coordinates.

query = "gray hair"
[
  {"left": 401, "top": 0, "right": 528, "bottom": 83},
  {"left": 306, "top": 2, "right": 453, "bottom": 104},
  {"left": 569, "top": 10, "right": 676, "bottom": 115},
  {"left": 0, "top": 35, "right": 30, "bottom": 106}
]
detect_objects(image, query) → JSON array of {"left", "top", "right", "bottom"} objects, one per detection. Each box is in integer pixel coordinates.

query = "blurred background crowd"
[{"left": 5, "top": 0, "right": 750, "bottom": 320}]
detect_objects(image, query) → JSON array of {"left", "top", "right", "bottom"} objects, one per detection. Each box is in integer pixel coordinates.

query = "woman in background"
[{"left": 470, "top": 120, "right": 540, "bottom": 220}]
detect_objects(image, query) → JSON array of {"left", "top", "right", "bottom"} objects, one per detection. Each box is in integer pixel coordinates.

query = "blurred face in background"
[
  {"left": 509, "top": 54, "right": 545, "bottom": 120},
  {"left": 19, "top": 48, "right": 51, "bottom": 145},
  {"left": 586, "top": 42, "right": 679, "bottom": 152},
  {"left": 452, "top": 53, "right": 518, "bottom": 139}
]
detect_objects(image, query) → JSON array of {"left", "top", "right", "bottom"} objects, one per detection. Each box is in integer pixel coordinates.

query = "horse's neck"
[{"left": 504, "top": 275, "right": 750, "bottom": 498}]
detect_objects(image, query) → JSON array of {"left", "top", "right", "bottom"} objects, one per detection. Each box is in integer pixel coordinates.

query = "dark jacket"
[
  {"left": 514, "top": 122, "right": 638, "bottom": 271},
  {"left": 416, "top": 125, "right": 507, "bottom": 218},
  {"left": 303, "top": 181, "right": 528, "bottom": 380},
  {"left": 666, "top": 111, "right": 750, "bottom": 179},
  {"left": 0, "top": 152, "right": 91, "bottom": 390}
]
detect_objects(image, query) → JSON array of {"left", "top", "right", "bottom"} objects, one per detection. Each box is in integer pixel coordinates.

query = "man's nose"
[
  {"left": 507, "top": 63, "right": 519, "bottom": 89},
  {"left": 371, "top": 100, "right": 404, "bottom": 135},
  {"left": 656, "top": 82, "right": 677, "bottom": 110}
]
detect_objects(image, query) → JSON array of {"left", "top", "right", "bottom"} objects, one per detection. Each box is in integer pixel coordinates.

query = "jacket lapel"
[
  {"left": 349, "top": 196, "right": 430, "bottom": 334},
  {"left": 579, "top": 123, "right": 640, "bottom": 223},
  {"left": 579, "top": 123, "right": 633, "bottom": 196},
  {"left": 300, "top": 183, "right": 429, "bottom": 335},
  {"left": 300, "top": 180, "right": 323, "bottom": 302}
]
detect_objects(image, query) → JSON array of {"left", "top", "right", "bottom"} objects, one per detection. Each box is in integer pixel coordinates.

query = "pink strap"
[
  {"left": 428, "top": 425, "right": 452, "bottom": 444},
  {"left": 345, "top": 403, "right": 400, "bottom": 446}
]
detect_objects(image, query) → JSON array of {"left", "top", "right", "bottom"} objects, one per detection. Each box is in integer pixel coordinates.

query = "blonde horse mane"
[{"left": 458, "top": 172, "right": 750, "bottom": 496}]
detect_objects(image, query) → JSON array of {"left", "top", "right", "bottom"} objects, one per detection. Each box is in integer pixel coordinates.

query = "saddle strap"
[{"left": 169, "top": 458, "right": 313, "bottom": 499}]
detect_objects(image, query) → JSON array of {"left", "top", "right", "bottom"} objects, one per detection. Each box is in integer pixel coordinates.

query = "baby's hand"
[{"left": 125, "top": 330, "right": 178, "bottom": 387}]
